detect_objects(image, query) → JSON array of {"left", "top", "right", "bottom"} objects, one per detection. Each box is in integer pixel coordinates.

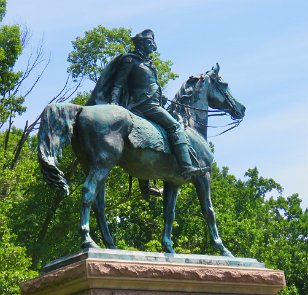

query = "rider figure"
[
  {"left": 110, "top": 29, "right": 207, "bottom": 179},
  {"left": 88, "top": 29, "right": 207, "bottom": 179}
]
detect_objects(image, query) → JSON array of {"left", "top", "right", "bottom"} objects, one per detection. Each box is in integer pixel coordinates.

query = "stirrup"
[
  {"left": 141, "top": 187, "right": 162, "bottom": 198},
  {"left": 181, "top": 166, "right": 210, "bottom": 179},
  {"left": 148, "top": 187, "right": 162, "bottom": 196}
]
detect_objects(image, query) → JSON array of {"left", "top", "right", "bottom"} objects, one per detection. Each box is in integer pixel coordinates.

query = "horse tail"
[{"left": 37, "top": 103, "right": 82, "bottom": 195}]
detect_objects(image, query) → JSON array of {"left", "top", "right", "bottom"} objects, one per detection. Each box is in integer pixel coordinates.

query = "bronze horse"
[{"left": 38, "top": 64, "right": 245, "bottom": 256}]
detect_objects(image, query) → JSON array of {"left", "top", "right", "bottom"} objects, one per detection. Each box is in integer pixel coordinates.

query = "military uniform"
[{"left": 110, "top": 50, "right": 184, "bottom": 140}]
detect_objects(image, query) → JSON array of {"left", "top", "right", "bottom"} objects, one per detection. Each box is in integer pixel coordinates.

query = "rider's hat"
[{"left": 132, "top": 29, "right": 155, "bottom": 42}]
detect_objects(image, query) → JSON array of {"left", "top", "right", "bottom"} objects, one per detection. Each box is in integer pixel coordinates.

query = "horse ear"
[{"left": 212, "top": 63, "right": 220, "bottom": 75}]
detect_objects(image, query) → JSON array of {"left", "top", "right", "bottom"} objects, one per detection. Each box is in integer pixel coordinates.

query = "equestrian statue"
[{"left": 37, "top": 29, "right": 246, "bottom": 256}]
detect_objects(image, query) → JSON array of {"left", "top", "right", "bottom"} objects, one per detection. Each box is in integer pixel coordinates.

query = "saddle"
[{"left": 128, "top": 112, "right": 214, "bottom": 168}]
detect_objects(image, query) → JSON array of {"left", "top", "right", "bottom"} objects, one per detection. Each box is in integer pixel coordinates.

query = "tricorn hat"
[{"left": 132, "top": 29, "right": 155, "bottom": 42}]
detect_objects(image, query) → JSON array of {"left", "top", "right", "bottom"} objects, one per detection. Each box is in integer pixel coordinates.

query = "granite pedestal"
[{"left": 20, "top": 248, "right": 285, "bottom": 295}]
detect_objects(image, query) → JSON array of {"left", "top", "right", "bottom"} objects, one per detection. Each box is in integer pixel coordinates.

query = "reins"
[
  {"left": 167, "top": 99, "right": 226, "bottom": 115},
  {"left": 186, "top": 112, "right": 242, "bottom": 138},
  {"left": 208, "top": 119, "right": 243, "bottom": 137}
]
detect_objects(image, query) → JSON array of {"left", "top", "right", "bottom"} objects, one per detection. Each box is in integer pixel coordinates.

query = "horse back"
[{"left": 72, "top": 105, "right": 132, "bottom": 169}]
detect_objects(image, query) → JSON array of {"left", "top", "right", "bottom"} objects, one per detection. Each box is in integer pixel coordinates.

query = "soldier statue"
[{"left": 87, "top": 29, "right": 208, "bottom": 182}]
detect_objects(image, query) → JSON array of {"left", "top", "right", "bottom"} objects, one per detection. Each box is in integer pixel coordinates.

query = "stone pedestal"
[{"left": 20, "top": 249, "right": 285, "bottom": 295}]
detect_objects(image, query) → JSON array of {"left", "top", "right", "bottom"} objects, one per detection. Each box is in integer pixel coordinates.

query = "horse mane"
[{"left": 167, "top": 74, "right": 205, "bottom": 126}]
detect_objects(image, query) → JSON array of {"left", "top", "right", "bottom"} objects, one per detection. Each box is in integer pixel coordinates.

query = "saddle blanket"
[{"left": 128, "top": 114, "right": 171, "bottom": 154}]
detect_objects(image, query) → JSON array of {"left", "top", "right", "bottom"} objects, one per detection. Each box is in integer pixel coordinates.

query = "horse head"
[
  {"left": 169, "top": 63, "right": 246, "bottom": 140},
  {"left": 206, "top": 63, "right": 246, "bottom": 120}
]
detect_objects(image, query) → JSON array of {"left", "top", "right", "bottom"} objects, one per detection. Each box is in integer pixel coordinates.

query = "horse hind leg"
[
  {"left": 80, "top": 168, "right": 110, "bottom": 249},
  {"left": 93, "top": 180, "right": 116, "bottom": 249},
  {"left": 162, "top": 182, "right": 179, "bottom": 254},
  {"left": 194, "top": 173, "right": 234, "bottom": 257}
]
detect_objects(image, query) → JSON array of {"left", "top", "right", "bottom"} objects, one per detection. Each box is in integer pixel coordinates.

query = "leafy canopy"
[
  {"left": 0, "top": 5, "right": 25, "bottom": 125},
  {"left": 0, "top": 0, "right": 6, "bottom": 22}
]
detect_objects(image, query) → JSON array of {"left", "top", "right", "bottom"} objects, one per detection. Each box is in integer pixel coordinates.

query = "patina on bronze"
[{"left": 37, "top": 30, "right": 245, "bottom": 256}]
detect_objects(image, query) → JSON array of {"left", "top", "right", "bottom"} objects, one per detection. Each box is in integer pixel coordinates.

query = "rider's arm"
[{"left": 110, "top": 57, "right": 133, "bottom": 105}]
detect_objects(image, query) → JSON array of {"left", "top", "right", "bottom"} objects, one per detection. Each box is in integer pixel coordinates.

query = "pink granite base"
[{"left": 20, "top": 259, "right": 285, "bottom": 295}]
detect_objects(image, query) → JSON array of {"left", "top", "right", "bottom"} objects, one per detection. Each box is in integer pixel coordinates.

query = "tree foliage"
[
  {"left": 0, "top": 2, "right": 53, "bottom": 293},
  {"left": 0, "top": 131, "right": 39, "bottom": 293},
  {"left": 0, "top": 21, "right": 25, "bottom": 125},
  {"left": 0, "top": 0, "right": 6, "bottom": 22},
  {"left": 68, "top": 26, "right": 133, "bottom": 83},
  {"left": 0, "top": 198, "right": 37, "bottom": 294}
]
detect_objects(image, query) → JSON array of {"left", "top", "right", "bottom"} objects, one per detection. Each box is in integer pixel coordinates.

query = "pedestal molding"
[{"left": 21, "top": 258, "right": 285, "bottom": 295}]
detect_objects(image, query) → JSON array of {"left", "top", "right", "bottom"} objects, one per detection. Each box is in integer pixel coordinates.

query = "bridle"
[
  {"left": 168, "top": 73, "right": 243, "bottom": 137},
  {"left": 167, "top": 99, "right": 227, "bottom": 115}
]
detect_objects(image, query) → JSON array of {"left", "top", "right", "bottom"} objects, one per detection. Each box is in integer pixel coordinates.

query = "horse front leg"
[
  {"left": 162, "top": 182, "right": 179, "bottom": 254},
  {"left": 194, "top": 173, "right": 234, "bottom": 257},
  {"left": 80, "top": 169, "right": 108, "bottom": 249},
  {"left": 93, "top": 179, "right": 116, "bottom": 249}
]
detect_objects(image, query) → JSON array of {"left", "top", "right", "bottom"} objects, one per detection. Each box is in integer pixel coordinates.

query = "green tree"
[
  {"left": 68, "top": 26, "right": 133, "bottom": 83},
  {"left": 0, "top": 198, "right": 37, "bottom": 294},
  {"left": 0, "top": 0, "right": 6, "bottom": 23},
  {"left": 0, "top": 2, "right": 52, "bottom": 292},
  {"left": 0, "top": 0, "right": 49, "bottom": 167},
  {"left": 172, "top": 165, "right": 307, "bottom": 294},
  {"left": 0, "top": 7, "right": 25, "bottom": 126},
  {"left": 0, "top": 129, "right": 38, "bottom": 293}
]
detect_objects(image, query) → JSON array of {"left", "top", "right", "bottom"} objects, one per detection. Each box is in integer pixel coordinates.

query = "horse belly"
[{"left": 119, "top": 146, "right": 186, "bottom": 184}]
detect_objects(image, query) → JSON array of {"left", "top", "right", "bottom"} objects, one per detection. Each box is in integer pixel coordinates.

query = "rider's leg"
[
  {"left": 135, "top": 104, "right": 209, "bottom": 179},
  {"left": 168, "top": 126, "right": 209, "bottom": 179}
]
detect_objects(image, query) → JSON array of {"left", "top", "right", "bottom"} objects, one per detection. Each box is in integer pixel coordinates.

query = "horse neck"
[{"left": 187, "top": 79, "right": 210, "bottom": 141}]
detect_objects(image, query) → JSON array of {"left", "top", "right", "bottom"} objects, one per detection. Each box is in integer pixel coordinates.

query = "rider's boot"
[
  {"left": 139, "top": 179, "right": 161, "bottom": 199},
  {"left": 173, "top": 143, "right": 209, "bottom": 179}
]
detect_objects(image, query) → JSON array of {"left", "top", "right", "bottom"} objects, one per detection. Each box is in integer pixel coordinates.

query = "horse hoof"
[
  {"left": 162, "top": 241, "right": 175, "bottom": 254},
  {"left": 221, "top": 249, "right": 234, "bottom": 257},
  {"left": 167, "top": 248, "right": 175, "bottom": 254},
  {"left": 82, "top": 240, "right": 100, "bottom": 249},
  {"left": 164, "top": 247, "right": 175, "bottom": 254}
]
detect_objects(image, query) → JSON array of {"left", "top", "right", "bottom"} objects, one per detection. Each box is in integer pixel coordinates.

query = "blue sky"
[{"left": 3, "top": 0, "right": 308, "bottom": 209}]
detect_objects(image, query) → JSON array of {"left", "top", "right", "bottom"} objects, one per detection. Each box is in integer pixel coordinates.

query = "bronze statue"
[{"left": 37, "top": 30, "right": 245, "bottom": 256}]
